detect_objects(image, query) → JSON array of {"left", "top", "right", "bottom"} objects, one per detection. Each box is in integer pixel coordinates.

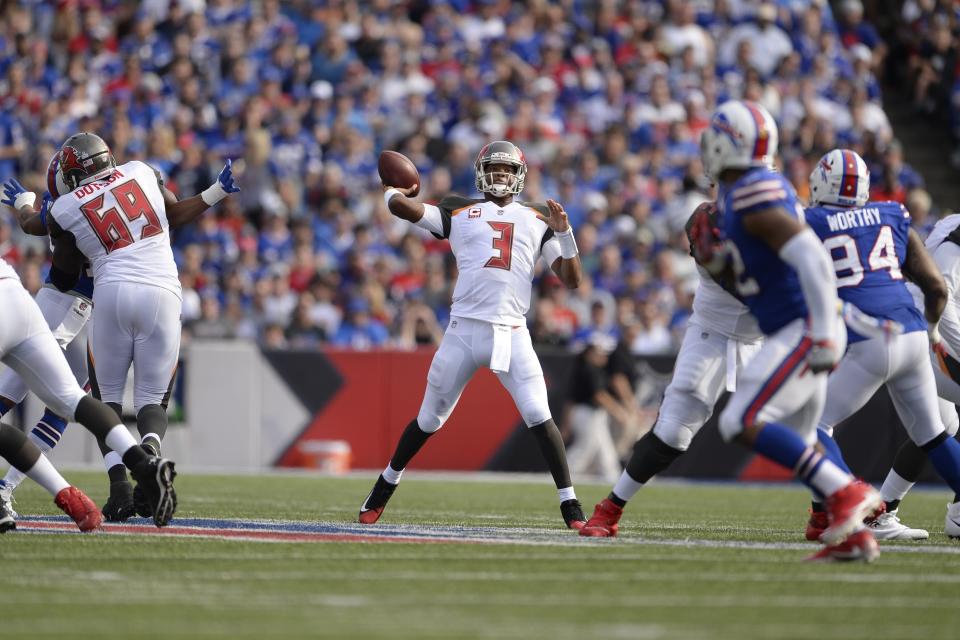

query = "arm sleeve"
[
  {"left": 779, "top": 228, "right": 840, "bottom": 341},
  {"left": 414, "top": 204, "right": 446, "bottom": 237}
]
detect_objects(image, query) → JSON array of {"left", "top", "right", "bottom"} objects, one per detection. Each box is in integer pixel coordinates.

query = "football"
[{"left": 378, "top": 150, "right": 420, "bottom": 196}]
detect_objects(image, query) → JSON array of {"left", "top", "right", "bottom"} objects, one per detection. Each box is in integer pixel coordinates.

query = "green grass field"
[{"left": 1, "top": 470, "right": 959, "bottom": 640}]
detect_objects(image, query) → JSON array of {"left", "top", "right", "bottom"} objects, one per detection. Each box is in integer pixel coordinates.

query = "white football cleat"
[
  {"left": 0, "top": 480, "right": 17, "bottom": 533},
  {"left": 945, "top": 501, "right": 960, "bottom": 538},
  {"left": 865, "top": 510, "right": 929, "bottom": 540}
]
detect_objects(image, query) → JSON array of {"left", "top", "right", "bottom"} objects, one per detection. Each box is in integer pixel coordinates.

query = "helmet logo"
[
  {"left": 60, "top": 146, "right": 86, "bottom": 174},
  {"left": 710, "top": 113, "right": 740, "bottom": 145}
]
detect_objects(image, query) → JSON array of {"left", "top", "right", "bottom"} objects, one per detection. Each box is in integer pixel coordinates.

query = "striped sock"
[
  {"left": 30, "top": 410, "right": 68, "bottom": 453},
  {"left": 754, "top": 422, "right": 850, "bottom": 496}
]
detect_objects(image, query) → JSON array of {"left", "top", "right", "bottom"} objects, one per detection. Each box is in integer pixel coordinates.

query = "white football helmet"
[
  {"left": 809, "top": 148, "right": 870, "bottom": 208},
  {"left": 700, "top": 100, "right": 779, "bottom": 181}
]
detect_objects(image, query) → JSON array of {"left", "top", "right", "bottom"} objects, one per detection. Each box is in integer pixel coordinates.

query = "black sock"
[
  {"left": 0, "top": 422, "right": 40, "bottom": 472},
  {"left": 607, "top": 492, "right": 627, "bottom": 508},
  {"left": 137, "top": 404, "right": 167, "bottom": 454},
  {"left": 529, "top": 420, "right": 573, "bottom": 490},
  {"left": 886, "top": 499, "right": 901, "bottom": 512},
  {"left": 389, "top": 419, "right": 433, "bottom": 472},
  {"left": 892, "top": 439, "right": 929, "bottom": 483},
  {"left": 624, "top": 431, "right": 684, "bottom": 484},
  {"left": 811, "top": 501, "right": 826, "bottom": 513},
  {"left": 74, "top": 396, "right": 124, "bottom": 441}
]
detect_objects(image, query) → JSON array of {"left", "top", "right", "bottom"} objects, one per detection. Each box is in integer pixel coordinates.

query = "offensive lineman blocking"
[{"left": 358, "top": 141, "right": 588, "bottom": 529}]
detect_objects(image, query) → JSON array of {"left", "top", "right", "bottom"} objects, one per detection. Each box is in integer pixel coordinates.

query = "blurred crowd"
[{"left": 0, "top": 0, "right": 939, "bottom": 354}]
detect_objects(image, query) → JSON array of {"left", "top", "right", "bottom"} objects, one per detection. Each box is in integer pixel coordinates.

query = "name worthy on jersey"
[
  {"left": 806, "top": 201, "right": 925, "bottom": 343},
  {"left": 417, "top": 195, "right": 563, "bottom": 326},
  {"left": 49, "top": 161, "right": 181, "bottom": 299}
]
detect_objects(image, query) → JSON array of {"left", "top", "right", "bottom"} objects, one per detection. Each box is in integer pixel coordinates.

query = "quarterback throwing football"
[{"left": 359, "top": 141, "right": 587, "bottom": 529}]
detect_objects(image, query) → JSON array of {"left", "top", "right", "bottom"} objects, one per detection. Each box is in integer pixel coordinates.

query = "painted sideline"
[{"left": 13, "top": 516, "right": 960, "bottom": 554}]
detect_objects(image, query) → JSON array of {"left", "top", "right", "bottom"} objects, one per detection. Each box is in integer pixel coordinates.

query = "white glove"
[{"left": 806, "top": 339, "right": 840, "bottom": 374}]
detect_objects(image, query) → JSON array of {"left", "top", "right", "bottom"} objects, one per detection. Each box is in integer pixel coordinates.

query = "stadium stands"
[{"left": 0, "top": 0, "right": 938, "bottom": 353}]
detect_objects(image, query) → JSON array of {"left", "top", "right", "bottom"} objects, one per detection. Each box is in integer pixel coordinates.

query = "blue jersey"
[
  {"left": 805, "top": 201, "right": 925, "bottom": 343},
  {"left": 719, "top": 167, "right": 808, "bottom": 335}
]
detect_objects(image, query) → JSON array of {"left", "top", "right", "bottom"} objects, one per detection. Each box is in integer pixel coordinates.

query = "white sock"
[
  {"left": 612, "top": 471, "right": 645, "bottom": 503},
  {"left": 808, "top": 458, "right": 851, "bottom": 497},
  {"left": 2, "top": 466, "right": 26, "bottom": 491},
  {"left": 103, "top": 451, "right": 124, "bottom": 472},
  {"left": 24, "top": 455, "right": 70, "bottom": 497},
  {"left": 880, "top": 470, "right": 914, "bottom": 503},
  {"left": 382, "top": 464, "right": 403, "bottom": 485},
  {"left": 105, "top": 425, "right": 137, "bottom": 458},
  {"left": 558, "top": 486, "right": 577, "bottom": 502}
]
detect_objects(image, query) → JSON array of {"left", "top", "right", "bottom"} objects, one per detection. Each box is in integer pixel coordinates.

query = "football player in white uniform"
[
  {"left": 0, "top": 236, "right": 175, "bottom": 527},
  {"left": 358, "top": 141, "right": 588, "bottom": 529},
  {"left": 0, "top": 146, "right": 237, "bottom": 526},
  {"left": 579, "top": 201, "right": 763, "bottom": 536},
  {"left": 42, "top": 132, "right": 238, "bottom": 520}
]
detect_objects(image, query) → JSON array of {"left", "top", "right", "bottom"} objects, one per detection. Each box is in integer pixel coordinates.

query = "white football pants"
[
  {"left": 653, "top": 321, "right": 762, "bottom": 450},
  {"left": 90, "top": 282, "right": 181, "bottom": 411},
  {"left": 820, "top": 331, "right": 951, "bottom": 446},
  {"left": 0, "top": 279, "right": 86, "bottom": 420},
  {"left": 0, "top": 285, "right": 91, "bottom": 405},
  {"left": 416, "top": 316, "right": 551, "bottom": 432}
]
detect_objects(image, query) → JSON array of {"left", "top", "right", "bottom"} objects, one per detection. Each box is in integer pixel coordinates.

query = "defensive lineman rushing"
[
  {"left": 39, "top": 133, "right": 238, "bottom": 520},
  {"left": 358, "top": 141, "right": 587, "bottom": 529},
  {"left": 584, "top": 100, "right": 882, "bottom": 561},
  {"left": 802, "top": 149, "right": 960, "bottom": 544}
]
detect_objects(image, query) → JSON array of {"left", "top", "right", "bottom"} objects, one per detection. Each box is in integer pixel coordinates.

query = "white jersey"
[
  {"left": 690, "top": 266, "right": 763, "bottom": 341},
  {"left": 49, "top": 160, "right": 181, "bottom": 299},
  {"left": 908, "top": 215, "right": 960, "bottom": 357},
  {"left": 417, "top": 196, "right": 562, "bottom": 325},
  {"left": 0, "top": 257, "right": 19, "bottom": 281}
]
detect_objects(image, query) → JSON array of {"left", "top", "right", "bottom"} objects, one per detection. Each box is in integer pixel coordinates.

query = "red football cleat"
[
  {"left": 55, "top": 486, "right": 103, "bottom": 532},
  {"left": 579, "top": 498, "right": 624, "bottom": 537},
  {"left": 805, "top": 509, "right": 828, "bottom": 541},
  {"left": 822, "top": 480, "right": 882, "bottom": 546},
  {"left": 806, "top": 530, "right": 880, "bottom": 563}
]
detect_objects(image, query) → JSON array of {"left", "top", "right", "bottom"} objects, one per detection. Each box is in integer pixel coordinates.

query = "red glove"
[{"left": 688, "top": 201, "right": 724, "bottom": 270}]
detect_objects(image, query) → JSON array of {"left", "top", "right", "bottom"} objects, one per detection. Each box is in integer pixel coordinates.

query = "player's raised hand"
[
  {"left": 537, "top": 199, "right": 571, "bottom": 232},
  {"left": 218, "top": 159, "right": 241, "bottom": 193},
  {"left": 1, "top": 178, "right": 36, "bottom": 210}
]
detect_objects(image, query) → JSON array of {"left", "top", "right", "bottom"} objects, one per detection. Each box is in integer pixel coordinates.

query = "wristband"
[
  {"left": 13, "top": 191, "right": 36, "bottom": 211},
  {"left": 201, "top": 181, "right": 228, "bottom": 206},
  {"left": 556, "top": 228, "right": 578, "bottom": 259},
  {"left": 383, "top": 188, "right": 402, "bottom": 208}
]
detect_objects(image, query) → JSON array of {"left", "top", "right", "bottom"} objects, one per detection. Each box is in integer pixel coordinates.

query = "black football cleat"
[
  {"left": 358, "top": 475, "right": 398, "bottom": 524},
  {"left": 561, "top": 499, "right": 587, "bottom": 530},
  {"left": 102, "top": 480, "right": 136, "bottom": 522},
  {"left": 132, "top": 457, "right": 177, "bottom": 527}
]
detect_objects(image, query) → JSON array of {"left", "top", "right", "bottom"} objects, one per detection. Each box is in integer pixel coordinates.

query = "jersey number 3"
[
  {"left": 484, "top": 221, "right": 514, "bottom": 270},
  {"left": 823, "top": 225, "right": 902, "bottom": 288},
  {"left": 80, "top": 181, "right": 163, "bottom": 254}
]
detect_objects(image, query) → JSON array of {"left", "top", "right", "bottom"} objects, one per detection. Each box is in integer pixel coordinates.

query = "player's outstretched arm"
[
  {"left": 382, "top": 184, "right": 425, "bottom": 223},
  {"left": 743, "top": 208, "right": 840, "bottom": 371},
  {"left": 166, "top": 160, "right": 241, "bottom": 228},
  {"left": 541, "top": 199, "right": 582, "bottom": 289},
  {"left": 1, "top": 179, "right": 48, "bottom": 236},
  {"left": 903, "top": 227, "right": 947, "bottom": 325}
]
